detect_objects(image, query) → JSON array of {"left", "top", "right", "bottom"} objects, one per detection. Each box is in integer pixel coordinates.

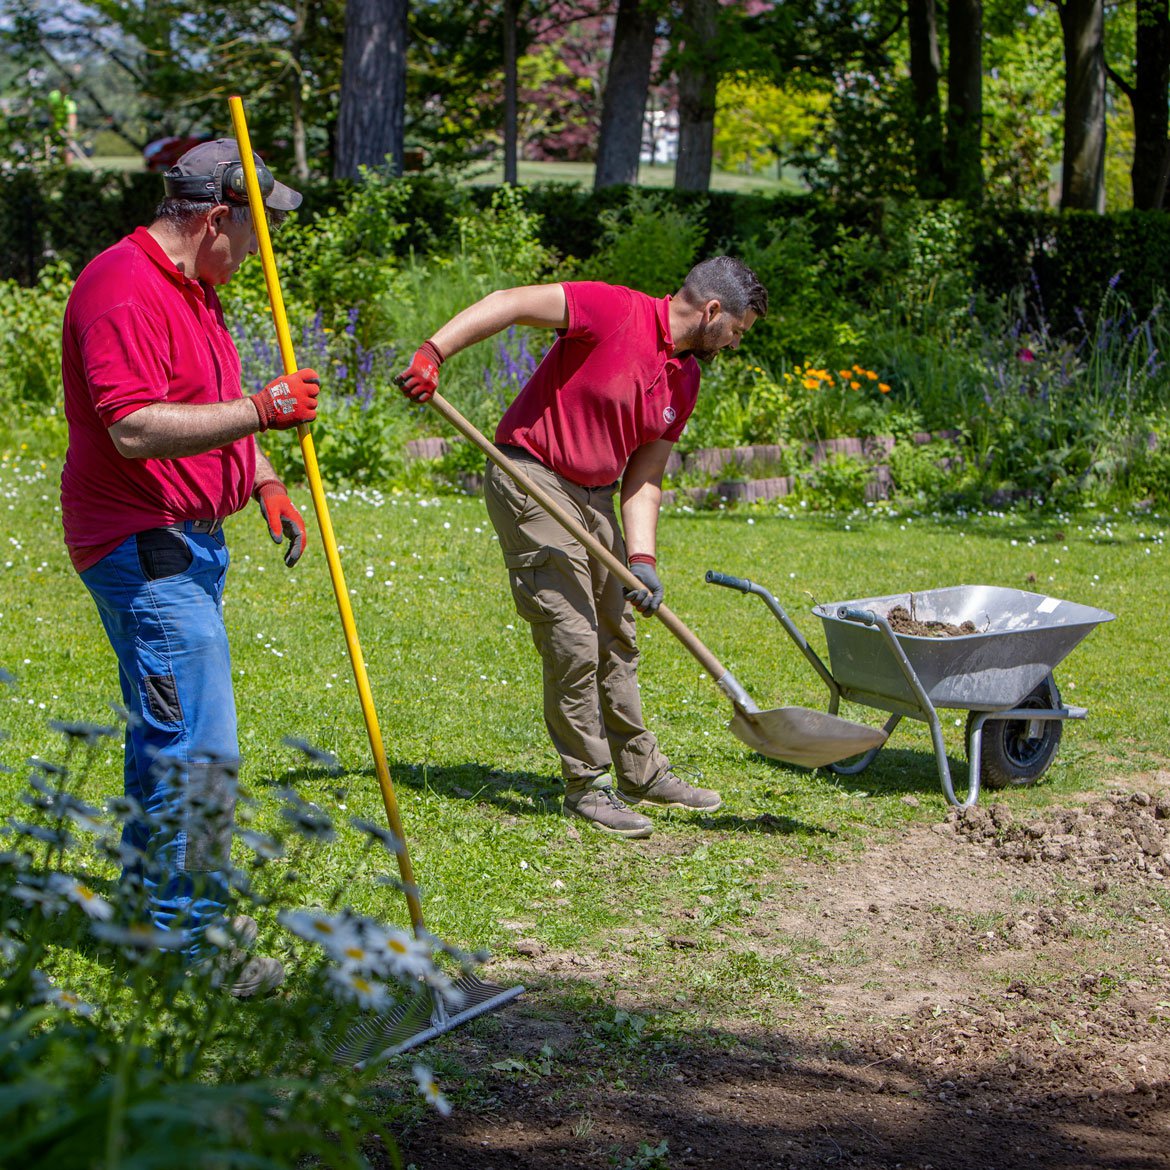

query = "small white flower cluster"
[{"left": 279, "top": 908, "right": 462, "bottom": 1013}]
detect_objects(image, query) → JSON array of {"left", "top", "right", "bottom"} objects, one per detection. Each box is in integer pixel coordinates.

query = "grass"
[
  {"left": 1, "top": 438, "right": 1166, "bottom": 1030},
  {"left": 77, "top": 154, "right": 801, "bottom": 195}
]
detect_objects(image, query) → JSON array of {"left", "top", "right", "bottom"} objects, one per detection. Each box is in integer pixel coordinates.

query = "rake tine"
[{"left": 332, "top": 975, "right": 526, "bottom": 1070}]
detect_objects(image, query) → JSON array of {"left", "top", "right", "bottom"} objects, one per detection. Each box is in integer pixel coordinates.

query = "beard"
[{"left": 687, "top": 320, "right": 724, "bottom": 363}]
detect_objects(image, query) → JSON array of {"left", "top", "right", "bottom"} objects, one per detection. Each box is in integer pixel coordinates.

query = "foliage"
[
  {"left": 713, "top": 73, "right": 830, "bottom": 176},
  {"left": 0, "top": 722, "right": 462, "bottom": 1168},
  {"left": 0, "top": 259, "right": 71, "bottom": 408},
  {"left": 573, "top": 190, "right": 706, "bottom": 296}
]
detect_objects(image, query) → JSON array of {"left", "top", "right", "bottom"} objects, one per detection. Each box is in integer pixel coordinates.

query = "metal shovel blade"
[{"left": 730, "top": 706, "right": 887, "bottom": 768}]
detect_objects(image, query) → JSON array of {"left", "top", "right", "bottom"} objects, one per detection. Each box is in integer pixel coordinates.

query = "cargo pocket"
[
  {"left": 143, "top": 672, "right": 184, "bottom": 724},
  {"left": 502, "top": 547, "right": 558, "bottom": 624},
  {"left": 136, "top": 527, "right": 194, "bottom": 581}
]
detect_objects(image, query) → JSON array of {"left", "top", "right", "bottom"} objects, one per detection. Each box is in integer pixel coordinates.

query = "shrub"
[
  {"left": 0, "top": 261, "right": 71, "bottom": 409},
  {"left": 573, "top": 190, "right": 705, "bottom": 294}
]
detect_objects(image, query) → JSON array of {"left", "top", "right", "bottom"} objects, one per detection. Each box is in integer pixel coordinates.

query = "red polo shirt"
[
  {"left": 60, "top": 227, "right": 256, "bottom": 570},
  {"left": 495, "top": 281, "right": 700, "bottom": 486}
]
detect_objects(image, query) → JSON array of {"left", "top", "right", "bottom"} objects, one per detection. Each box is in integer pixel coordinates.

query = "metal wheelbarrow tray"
[{"left": 706, "top": 576, "right": 1115, "bottom": 808}]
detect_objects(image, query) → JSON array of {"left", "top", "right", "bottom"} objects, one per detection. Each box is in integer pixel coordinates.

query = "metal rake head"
[{"left": 331, "top": 974, "right": 525, "bottom": 1069}]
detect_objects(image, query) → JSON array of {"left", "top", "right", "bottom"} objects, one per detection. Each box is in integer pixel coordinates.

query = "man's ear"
[
  {"left": 703, "top": 298, "right": 723, "bottom": 324},
  {"left": 205, "top": 204, "right": 231, "bottom": 235}
]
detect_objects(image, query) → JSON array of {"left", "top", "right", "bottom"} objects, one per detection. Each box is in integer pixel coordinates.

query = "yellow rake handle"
[{"left": 228, "top": 96, "right": 424, "bottom": 936}]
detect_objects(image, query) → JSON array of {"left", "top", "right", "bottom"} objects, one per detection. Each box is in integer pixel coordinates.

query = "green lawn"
[
  {"left": 80, "top": 153, "right": 801, "bottom": 195},
  {"left": 2, "top": 440, "right": 1164, "bottom": 987}
]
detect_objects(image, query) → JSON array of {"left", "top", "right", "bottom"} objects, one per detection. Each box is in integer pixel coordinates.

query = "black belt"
[{"left": 161, "top": 519, "right": 224, "bottom": 535}]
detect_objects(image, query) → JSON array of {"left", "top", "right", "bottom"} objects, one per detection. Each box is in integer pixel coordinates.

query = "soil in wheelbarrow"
[
  {"left": 886, "top": 603, "right": 978, "bottom": 637},
  {"left": 388, "top": 775, "right": 1170, "bottom": 1170}
]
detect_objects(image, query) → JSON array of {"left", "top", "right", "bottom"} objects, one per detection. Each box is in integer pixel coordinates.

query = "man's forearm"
[
  {"left": 108, "top": 399, "right": 260, "bottom": 460},
  {"left": 620, "top": 483, "right": 663, "bottom": 559}
]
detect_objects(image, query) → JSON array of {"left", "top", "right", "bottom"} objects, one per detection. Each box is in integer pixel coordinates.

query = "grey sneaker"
[
  {"left": 618, "top": 772, "right": 722, "bottom": 812},
  {"left": 192, "top": 915, "right": 285, "bottom": 998},
  {"left": 222, "top": 954, "right": 285, "bottom": 999},
  {"left": 564, "top": 781, "right": 653, "bottom": 839},
  {"left": 229, "top": 914, "right": 259, "bottom": 949}
]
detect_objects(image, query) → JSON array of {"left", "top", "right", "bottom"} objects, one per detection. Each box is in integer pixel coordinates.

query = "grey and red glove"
[
  {"left": 255, "top": 480, "right": 307, "bottom": 568},
  {"left": 623, "top": 554, "right": 664, "bottom": 616},
  {"left": 394, "top": 341, "right": 444, "bottom": 403},
  {"left": 251, "top": 368, "right": 320, "bottom": 431}
]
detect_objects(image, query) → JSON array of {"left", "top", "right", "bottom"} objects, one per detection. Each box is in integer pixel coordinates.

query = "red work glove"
[
  {"left": 623, "top": 554, "right": 664, "bottom": 616},
  {"left": 394, "top": 340, "right": 444, "bottom": 403},
  {"left": 251, "top": 368, "right": 320, "bottom": 431},
  {"left": 255, "top": 480, "right": 307, "bottom": 568}
]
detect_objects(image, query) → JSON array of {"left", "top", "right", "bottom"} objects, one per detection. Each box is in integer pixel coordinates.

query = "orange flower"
[
  {"left": 803, "top": 378, "right": 819, "bottom": 390},
  {"left": 878, "top": 383, "right": 891, "bottom": 393},
  {"left": 849, "top": 381, "right": 861, "bottom": 390},
  {"left": 838, "top": 369, "right": 851, "bottom": 379},
  {"left": 865, "top": 370, "right": 878, "bottom": 380}
]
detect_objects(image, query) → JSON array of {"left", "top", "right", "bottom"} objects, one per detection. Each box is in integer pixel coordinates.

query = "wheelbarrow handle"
[
  {"left": 705, "top": 570, "right": 754, "bottom": 593},
  {"left": 837, "top": 606, "right": 878, "bottom": 626}
]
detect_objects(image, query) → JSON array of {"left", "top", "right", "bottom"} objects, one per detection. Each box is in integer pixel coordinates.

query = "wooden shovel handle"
[{"left": 428, "top": 391, "right": 728, "bottom": 683}]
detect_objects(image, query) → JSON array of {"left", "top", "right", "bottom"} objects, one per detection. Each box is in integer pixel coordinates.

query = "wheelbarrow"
[{"left": 705, "top": 575, "right": 1115, "bottom": 808}]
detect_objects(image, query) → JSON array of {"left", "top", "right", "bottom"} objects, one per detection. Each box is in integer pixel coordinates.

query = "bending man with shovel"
[{"left": 397, "top": 258, "right": 768, "bottom": 839}]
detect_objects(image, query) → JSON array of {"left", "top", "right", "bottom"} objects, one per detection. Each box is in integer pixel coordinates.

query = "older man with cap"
[{"left": 60, "top": 138, "right": 317, "bottom": 996}]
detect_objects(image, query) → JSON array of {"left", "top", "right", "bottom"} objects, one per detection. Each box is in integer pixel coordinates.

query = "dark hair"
[
  {"left": 681, "top": 256, "right": 768, "bottom": 319},
  {"left": 152, "top": 198, "right": 288, "bottom": 229}
]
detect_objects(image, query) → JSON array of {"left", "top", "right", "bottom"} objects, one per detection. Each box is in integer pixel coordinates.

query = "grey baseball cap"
[{"left": 164, "top": 138, "right": 302, "bottom": 211}]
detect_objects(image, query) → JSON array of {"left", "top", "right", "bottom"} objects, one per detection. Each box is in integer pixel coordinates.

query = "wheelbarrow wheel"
[{"left": 966, "top": 676, "right": 1063, "bottom": 790}]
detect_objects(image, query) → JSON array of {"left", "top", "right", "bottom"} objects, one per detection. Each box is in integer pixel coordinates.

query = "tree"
[
  {"left": 1107, "top": 0, "right": 1170, "bottom": 209},
  {"left": 946, "top": 0, "right": 983, "bottom": 202},
  {"left": 593, "top": 0, "right": 658, "bottom": 188},
  {"left": 1058, "top": 0, "right": 1106, "bottom": 211},
  {"left": 334, "top": 0, "right": 408, "bottom": 179},
  {"left": 673, "top": 0, "right": 718, "bottom": 191},
  {"left": 907, "top": 0, "right": 945, "bottom": 197}
]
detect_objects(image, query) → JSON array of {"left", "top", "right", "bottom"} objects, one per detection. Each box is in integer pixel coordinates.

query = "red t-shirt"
[
  {"left": 495, "top": 282, "right": 700, "bottom": 487},
  {"left": 60, "top": 227, "right": 256, "bottom": 571}
]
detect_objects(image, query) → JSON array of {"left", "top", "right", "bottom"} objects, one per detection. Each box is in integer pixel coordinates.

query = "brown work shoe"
[
  {"left": 618, "top": 771, "right": 722, "bottom": 812},
  {"left": 564, "top": 780, "right": 653, "bottom": 839}
]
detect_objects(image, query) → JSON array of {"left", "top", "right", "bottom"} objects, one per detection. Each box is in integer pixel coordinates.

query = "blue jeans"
[{"left": 80, "top": 523, "right": 238, "bottom": 956}]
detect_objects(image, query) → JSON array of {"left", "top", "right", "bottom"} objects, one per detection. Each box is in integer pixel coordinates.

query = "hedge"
[{"left": 3, "top": 166, "right": 1169, "bottom": 330}]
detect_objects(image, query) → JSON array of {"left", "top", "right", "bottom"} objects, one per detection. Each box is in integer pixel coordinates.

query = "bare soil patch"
[{"left": 395, "top": 778, "right": 1170, "bottom": 1169}]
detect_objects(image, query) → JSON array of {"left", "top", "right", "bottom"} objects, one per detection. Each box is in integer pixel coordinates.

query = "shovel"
[{"left": 421, "top": 391, "right": 887, "bottom": 769}]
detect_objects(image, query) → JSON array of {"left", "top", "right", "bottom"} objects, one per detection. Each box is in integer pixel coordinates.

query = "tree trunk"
[
  {"left": 945, "top": 0, "right": 983, "bottom": 203},
  {"left": 594, "top": 0, "right": 657, "bottom": 189},
  {"left": 1131, "top": 0, "right": 1170, "bottom": 209},
  {"left": 503, "top": 0, "right": 518, "bottom": 184},
  {"left": 290, "top": 0, "right": 309, "bottom": 181},
  {"left": 334, "top": 0, "right": 408, "bottom": 179},
  {"left": 907, "top": 0, "right": 945, "bottom": 198},
  {"left": 674, "top": 0, "right": 719, "bottom": 192},
  {"left": 1059, "top": 0, "right": 1106, "bottom": 211}
]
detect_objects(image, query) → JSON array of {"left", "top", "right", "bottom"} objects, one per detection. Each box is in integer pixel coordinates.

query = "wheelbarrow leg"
[
  {"left": 836, "top": 607, "right": 978, "bottom": 808},
  {"left": 827, "top": 712, "right": 902, "bottom": 776}
]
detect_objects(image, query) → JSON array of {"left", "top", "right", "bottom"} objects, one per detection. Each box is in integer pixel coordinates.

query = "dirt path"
[{"left": 396, "top": 778, "right": 1170, "bottom": 1169}]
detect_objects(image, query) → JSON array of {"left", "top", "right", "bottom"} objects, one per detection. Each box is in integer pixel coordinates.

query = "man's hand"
[
  {"left": 395, "top": 340, "right": 444, "bottom": 403},
  {"left": 623, "top": 555, "right": 663, "bottom": 616},
  {"left": 251, "top": 368, "right": 320, "bottom": 431},
  {"left": 255, "top": 480, "right": 307, "bottom": 567}
]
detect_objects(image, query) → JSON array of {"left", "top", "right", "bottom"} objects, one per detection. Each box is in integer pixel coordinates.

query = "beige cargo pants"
[{"left": 483, "top": 451, "right": 671, "bottom": 790}]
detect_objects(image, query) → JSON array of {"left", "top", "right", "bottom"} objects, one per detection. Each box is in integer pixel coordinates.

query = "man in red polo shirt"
[
  {"left": 61, "top": 139, "right": 318, "bottom": 993},
  {"left": 397, "top": 257, "right": 768, "bottom": 839}
]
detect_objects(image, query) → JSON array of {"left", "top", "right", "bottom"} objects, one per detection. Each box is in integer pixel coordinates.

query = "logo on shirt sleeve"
[{"left": 663, "top": 406, "right": 677, "bottom": 424}]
